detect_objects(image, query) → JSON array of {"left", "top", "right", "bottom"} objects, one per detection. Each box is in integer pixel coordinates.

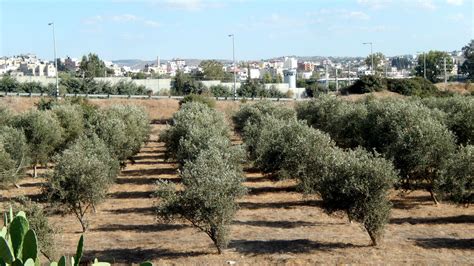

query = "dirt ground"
[{"left": 1, "top": 97, "right": 473, "bottom": 265}]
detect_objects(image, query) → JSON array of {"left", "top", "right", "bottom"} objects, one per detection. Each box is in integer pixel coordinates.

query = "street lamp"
[
  {"left": 363, "top": 42, "right": 373, "bottom": 74},
  {"left": 228, "top": 34, "right": 236, "bottom": 100},
  {"left": 48, "top": 22, "right": 59, "bottom": 98},
  {"left": 416, "top": 51, "right": 427, "bottom": 79}
]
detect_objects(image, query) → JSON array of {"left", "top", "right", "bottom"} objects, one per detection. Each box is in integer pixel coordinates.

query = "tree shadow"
[
  {"left": 412, "top": 238, "right": 474, "bottom": 250},
  {"left": 244, "top": 176, "right": 272, "bottom": 183},
  {"left": 116, "top": 177, "right": 180, "bottom": 185},
  {"left": 238, "top": 199, "right": 323, "bottom": 210},
  {"left": 233, "top": 220, "right": 317, "bottom": 229},
  {"left": 92, "top": 223, "right": 190, "bottom": 232},
  {"left": 229, "top": 239, "right": 364, "bottom": 254},
  {"left": 139, "top": 150, "right": 166, "bottom": 154},
  {"left": 84, "top": 248, "right": 206, "bottom": 264},
  {"left": 391, "top": 215, "right": 474, "bottom": 225},
  {"left": 18, "top": 182, "right": 45, "bottom": 188},
  {"left": 120, "top": 168, "right": 177, "bottom": 177},
  {"left": 391, "top": 195, "right": 434, "bottom": 209},
  {"left": 247, "top": 185, "right": 297, "bottom": 195},
  {"left": 151, "top": 118, "right": 173, "bottom": 125},
  {"left": 108, "top": 191, "right": 153, "bottom": 199},
  {"left": 106, "top": 206, "right": 156, "bottom": 215},
  {"left": 132, "top": 154, "right": 167, "bottom": 161}
]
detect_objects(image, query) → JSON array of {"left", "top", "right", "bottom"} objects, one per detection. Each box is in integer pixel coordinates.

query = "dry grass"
[
  {"left": 436, "top": 82, "right": 473, "bottom": 95},
  {"left": 1, "top": 123, "right": 473, "bottom": 265}
]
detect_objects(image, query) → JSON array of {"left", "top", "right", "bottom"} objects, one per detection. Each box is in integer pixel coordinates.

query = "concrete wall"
[
  {"left": 15, "top": 76, "right": 56, "bottom": 86},
  {"left": 134, "top": 79, "right": 172, "bottom": 92}
]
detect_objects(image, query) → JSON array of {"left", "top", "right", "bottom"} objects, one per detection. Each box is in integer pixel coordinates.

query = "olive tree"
[
  {"left": 422, "top": 96, "right": 474, "bottom": 145},
  {"left": 13, "top": 110, "right": 63, "bottom": 177},
  {"left": 46, "top": 136, "right": 119, "bottom": 232},
  {"left": 156, "top": 144, "right": 246, "bottom": 253},
  {"left": 300, "top": 148, "right": 397, "bottom": 246},
  {"left": 232, "top": 100, "right": 296, "bottom": 134},
  {"left": 365, "top": 100, "right": 456, "bottom": 204},
  {"left": 435, "top": 145, "right": 473, "bottom": 205},
  {"left": 0, "top": 127, "right": 30, "bottom": 186},
  {"left": 0, "top": 107, "right": 13, "bottom": 127},
  {"left": 51, "top": 104, "right": 85, "bottom": 151},
  {"left": 245, "top": 115, "right": 335, "bottom": 179},
  {"left": 296, "top": 95, "right": 368, "bottom": 148},
  {"left": 93, "top": 105, "right": 150, "bottom": 164},
  {"left": 160, "top": 102, "right": 229, "bottom": 164}
]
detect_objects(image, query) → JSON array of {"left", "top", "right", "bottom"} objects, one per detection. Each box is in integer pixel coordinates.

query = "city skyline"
[{"left": 0, "top": 0, "right": 472, "bottom": 61}]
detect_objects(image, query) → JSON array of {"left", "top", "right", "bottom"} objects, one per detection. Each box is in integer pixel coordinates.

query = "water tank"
[{"left": 283, "top": 69, "right": 297, "bottom": 88}]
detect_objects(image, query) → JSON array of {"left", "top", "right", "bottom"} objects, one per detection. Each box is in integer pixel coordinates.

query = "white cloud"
[
  {"left": 111, "top": 14, "right": 138, "bottom": 22},
  {"left": 356, "top": 0, "right": 392, "bottom": 9},
  {"left": 144, "top": 20, "right": 161, "bottom": 28},
  {"left": 347, "top": 11, "right": 370, "bottom": 20},
  {"left": 82, "top": 14, "right": 161, "bottom": 28},
  {"left": 415, "top": 0, "right": 436, "bottom": 10},
  {"left": 446, "top": 0, "right": 463, "bottom": 5}
]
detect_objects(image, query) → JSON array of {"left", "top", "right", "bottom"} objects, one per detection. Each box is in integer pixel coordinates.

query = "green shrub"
[
  {"left": 209, "top": 84, "right": 232, "bottom": 97},
  {"left": 0, "top": 127, "right": 30, "bottom": 186},
  {"left": 386, "top": 77, "right": 438, "bottom": 97},
  {"left": 0, "top": 107, "right": 13, "bottom": 127},
  {"left": 156, "top": 144, "right": 246, "bottom": 254},
  {"left": 232, "top": 100, "right": 296, "bottom": 133},
  {"left": 296, "top": 95, "right": 368, "bottom": 148},
  {"left": 13, "top": 110, "right": 64, "bottom": 177},
  {"left": 422, "top": 96, "right": 474, "bottom": 145},
  {"left": 302, "top": 148, "right": 397, "bottom": 246},
  {"left": 46, "top": 136, "right": 118, "bottom": 232},
  {"left": 179, "top": 94, "right": 216, "bottom": 109},
  {"left": 160, "top": 102, "right": 229, "bottom": 164},
  {"left": 0, "top": 76, "right": 19, "bottom": 92},
  {"left": 51, "top": 105, "right": 85, "bottom": 151},
  {"left": 365, "top": 100, "right": 456, "bottom": 203},
  {"left": 435, "top": 145, "right": 473, "bottom": 204},
  {"left": 247, "top": 115, "right": 336, "bottom": 179},
  {"left": 343, "top": 75, "right": 386, "bottom": 94},
  {"left": 93, "top": 105, "right": 150, "bottom": 163}
]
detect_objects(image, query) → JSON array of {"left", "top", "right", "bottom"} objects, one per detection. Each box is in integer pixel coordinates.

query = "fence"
[{"left": 0, "top": 91, "right": 307, "bottom": 101}]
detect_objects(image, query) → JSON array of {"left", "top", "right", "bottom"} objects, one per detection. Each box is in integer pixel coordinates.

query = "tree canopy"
[{"left": 415, "top": 50, "right": 454, "bottom": 83}]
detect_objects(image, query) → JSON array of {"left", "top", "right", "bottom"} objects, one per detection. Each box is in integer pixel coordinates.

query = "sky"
[{"left": 0, "top": 0, "right": 472, "bottom": 61}]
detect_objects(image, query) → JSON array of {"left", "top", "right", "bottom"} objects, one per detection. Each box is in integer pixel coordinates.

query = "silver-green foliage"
[
  {"left": 422, "top": 96, "right": 474, "bottom": 145},
  {"left": 246, "top": 115, "right": 335, "bottom": 179},
  {"left": 157, "top": 102, "right": 246, "bottom": 253},
  {"left": 51, "top": 105, "right": 85, "bottom": 152},
  {"left": 435, "top": 145, "right": 473, "bottom": 204},
  {"left": 300, "top": 148, "right": 397, "bottom": 246},
  {"left": 13, "top": 110, "right": 64, "bottom": 174},
  {"left": 232, "top": 100, "right": 296, "bottom": 134},
  {"left": 160, "top": 102, "right": 229, "bottom": 164},
  {"left": 93, "top": 105, "right": 150, "bottom": 163},
  {"left": 296, "top": 95, "right": 368, "bottom": 148},
  {"left": 46, "top": 136, "right": 119, "bottom": 232},
  {"left": 365, "top": 100, "right": 456, "bottom": 202},
  {"left": 156, "top": 145, "right": 246, "bottom": 254},
  {"left": 0, "top": 127, "right": 30, "bottom": 186}
]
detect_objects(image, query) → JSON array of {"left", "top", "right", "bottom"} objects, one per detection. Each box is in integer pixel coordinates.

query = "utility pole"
[
  {"left": 48, "top": 22, "right": 59, "bottom": 98},
  {"left": 228, "top": 34, "right": 236, "bottom": 100},
  {"left": 363, "top": 42, "right": 373, "bottom": 74},
  {"left": 348, "top": 62, "right": 351, "bottom": 84},
  {"left": 325, "top": 62, "right": 329, "bottom": 93},
  {"left": 335, "top": 68, "right": 338, "bottom": 92},
  {"left": 444, "top": 57, "right": 447, "bottom": 84}
]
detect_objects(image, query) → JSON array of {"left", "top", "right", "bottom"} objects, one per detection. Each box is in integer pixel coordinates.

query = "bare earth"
[{"left": 0, "top": 97, "right": 473, "bottom": 265}]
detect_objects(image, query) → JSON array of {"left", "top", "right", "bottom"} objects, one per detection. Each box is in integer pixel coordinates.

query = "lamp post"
[
  {"left": 228, "top": 34, "right": 236, "bottom": 100},
  {"left": 363, "top": 42, "right": 373, "bottom": 74},
  {"left": 416, "top": 51, "right": 427, "bottom": 79},
  {"left": 48, "top": 22, "right": 59, "bottom": 98}
]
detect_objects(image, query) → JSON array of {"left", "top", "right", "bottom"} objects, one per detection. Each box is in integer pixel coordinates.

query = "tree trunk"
[
  {"left": 33, "top": 165, "right": 37, "bottom": 178},
  {"left": 429, "top": 189, "right": 440, "bottom": 205},
  {"left": 369, "top": 233, "right": 378, "bottom": 246}
]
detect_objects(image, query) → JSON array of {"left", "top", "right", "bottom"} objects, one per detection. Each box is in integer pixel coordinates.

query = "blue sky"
[{"left": 0, "top": 0, "right": 472, "bottom": 61}]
